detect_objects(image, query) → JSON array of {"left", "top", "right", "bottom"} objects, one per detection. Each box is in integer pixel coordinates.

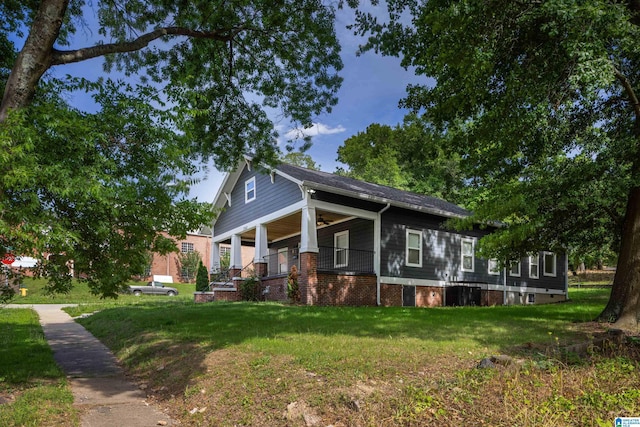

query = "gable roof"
[{"left": 275, "top": 163, "right": 470, "bottom": 219}]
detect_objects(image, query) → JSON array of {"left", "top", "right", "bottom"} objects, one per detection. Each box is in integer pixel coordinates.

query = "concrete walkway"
[{"left": 11, "top": 305, "right": 175, "bottom": 427}]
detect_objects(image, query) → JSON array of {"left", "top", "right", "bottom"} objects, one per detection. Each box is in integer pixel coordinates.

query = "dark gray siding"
[
  {"left": 506, "top": 252, "right": 566, "bottom": 291},
  {"left": 380, "top": 207, "right": 500, "bottom": 285},
  {"left": 379, "top": 207, "right": 565, "bottom": 290},
  {"left": 215, "top": 165, "right": 302, "bottom": 235},
  {"left": 316, "top": 218, "right": 374, "bottom": 251}
]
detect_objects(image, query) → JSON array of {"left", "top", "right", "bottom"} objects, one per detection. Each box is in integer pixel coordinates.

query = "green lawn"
[
  {"left": 70, "top": 287, "right": 635, "bottom": 427},
  {"left": 0, "top": 309, "right": 78, "bottom": 427},
  {"left": 10, "top": 277, "right": 196, "bottom": 305}
]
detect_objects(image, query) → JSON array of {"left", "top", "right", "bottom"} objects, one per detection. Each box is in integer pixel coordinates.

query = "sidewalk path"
[{"left": 11, "top": 304, "right": 175, "bottom": 427}]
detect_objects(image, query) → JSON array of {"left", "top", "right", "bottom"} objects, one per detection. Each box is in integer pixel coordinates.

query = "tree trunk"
[
  {"left": 598, "top": 186, "right": 640, "bottom": 331},
  {"left": 0, "top": 0, "right": 68, "bottom": 122}
]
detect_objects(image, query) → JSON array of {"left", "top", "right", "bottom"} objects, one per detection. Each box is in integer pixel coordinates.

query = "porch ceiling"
[{"left": 238, "top": 210, "right": 350, "bottom": 243}]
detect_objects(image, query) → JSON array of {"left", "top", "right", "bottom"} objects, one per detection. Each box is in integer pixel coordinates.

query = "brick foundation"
[
  {"left": 416, "top": 286, "right": 443, "bottom": 307},
  {"left": 380, "top": 283, "right": 402, "bottom": 307},
  {"left": 261, "top": 276, "right": 288, "bottom": 301},
  {"left": 309, "top": 273, "right": 377, "bottom": 306}
]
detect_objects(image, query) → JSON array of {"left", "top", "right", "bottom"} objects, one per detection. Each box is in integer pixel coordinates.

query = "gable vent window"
[
  {"left": 245, "top": 177, "right": 256, "bottom": 203},
  {"left": 181, "top": 242, "right": 194, "bottom": 253}
]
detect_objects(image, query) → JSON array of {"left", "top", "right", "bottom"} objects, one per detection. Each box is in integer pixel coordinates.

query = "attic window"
[{"left": 245, "top": 177, "right": 256, "bottom": 203}]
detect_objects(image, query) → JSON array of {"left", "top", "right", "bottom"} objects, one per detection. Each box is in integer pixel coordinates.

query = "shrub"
[
  {"left": 195, "top": 261, "right": 209, "bottom": 292},
  {"left": 287, "top": 265, "right": 300, "bottom": 303},
  {"left": 240, "top": 276, "right": 260, "bottom": 301}
]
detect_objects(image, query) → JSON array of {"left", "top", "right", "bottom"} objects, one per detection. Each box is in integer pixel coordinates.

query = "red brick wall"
[
  {"left": 261, "top": 276, "right": 288, "bottom": 302},
  {"left": 149, "top": 232, "right": 211, "bottom": 283},
  {"left": 416, "top": 286, "right": 443, "bottom": 307},
  {"left": 213, "top": 290, "right": 240, "bottom": 302},
  {"left": 483, "top": 290, "right": 504, "bottom": 306},
  {"left": 311, "top": 273, "right": 377, "bottom": 306},
  {"left": 380, "top": 283, "right": 402, "bottom": 306}
]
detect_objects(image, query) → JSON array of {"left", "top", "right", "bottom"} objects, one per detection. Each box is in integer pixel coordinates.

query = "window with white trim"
[
  {"left": 461, "top": 238, "right": 475, "bottom": 272},
  {"left": 181, "top": 242, "right": 194, "bottom": 253},
  {"left": 334, "top": 231, "right": 349, "bottom": 268},
  {"left": 406, "top": 229, "right": 422, "bottom": 267},
  {"left": 543, "top": 252, "right": 557, "bottom": 277},
  {"left": 529, "top": 255, "right": 539, "bottom": 279},
  {"left": 488, "top": 259, "right": 500, "bottom": 275},
  {"left": 278, "top": 247, "right": 288, "bottom": 274},
  {"left": 245, "top": 177, "right": 256, "bottom": 203},
  {"left": 509, "top": 260, "right": 521, "bottom": 277}
]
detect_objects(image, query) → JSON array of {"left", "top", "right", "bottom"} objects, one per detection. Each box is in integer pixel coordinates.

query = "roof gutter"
[{"left": 376, "top": 203, "right": 391, "bottom": 306}]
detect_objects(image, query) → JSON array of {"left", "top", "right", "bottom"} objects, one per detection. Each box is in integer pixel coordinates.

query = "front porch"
[{"left": 207, "top": 205, "right": 382, "bottom": 306}]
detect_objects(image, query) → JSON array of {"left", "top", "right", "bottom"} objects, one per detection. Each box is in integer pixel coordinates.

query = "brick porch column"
[
  {"left": 230, "top": 267, "right": 242, "bottom": 301},
  {"left": 299, "top": 252, "right": 318, "bottom": 305}
]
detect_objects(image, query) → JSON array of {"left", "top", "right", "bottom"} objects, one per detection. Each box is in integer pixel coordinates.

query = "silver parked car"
[{"left": 129, "top": 281, "right": 179, "bottom": 296}]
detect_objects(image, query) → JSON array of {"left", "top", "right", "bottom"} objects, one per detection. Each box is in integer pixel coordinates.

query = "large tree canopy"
[
  {"left": 336, "top": 114, "right": 467, "bottom": 203},
  {"left": 351, "top": 0, "right": 640, "bottom": 329},
  {"left": 0, "top": 0, "right": 343, "bottom": 298}
]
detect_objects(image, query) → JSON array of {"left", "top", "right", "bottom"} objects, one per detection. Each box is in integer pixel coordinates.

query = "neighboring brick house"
[
  {"left": 208, "top": 156, "right": 568, "bottom": 306},
  {"left": 148, "top": 230, "right": 212, "bottom": 283}
]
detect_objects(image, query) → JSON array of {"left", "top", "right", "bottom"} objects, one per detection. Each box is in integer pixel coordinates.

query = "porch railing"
[
  {"left": 261, "top": 247, "right": 375, "bottom": 276},
  {"left": 317, "top": 246, "right": 375, "bottom": 274},
  {"left": 209, "top": 260, "right": 255, "bottom": 289}
]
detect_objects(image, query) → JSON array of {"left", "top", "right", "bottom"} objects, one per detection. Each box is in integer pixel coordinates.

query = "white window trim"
[
  {"left": 278, "top": 247, "right": 288, "bottom": 274},
  {"left": 334, "top": 230, "right": 349, "bottom": 268},
  {"left": 181, "top": 242, "right": 194, "bottom": 253},
  {"left": 529, "top": 255, "right": 539, "bottom": 279},
  {"left": 406, "top": 229, "right": 423, "bottom": 268},
  {"left": 509, "top": 261, "right": 521, "bottom": 277},
  {"left": 543, "top": 251, "right": 557, "bottom": 277},
  {"left": 245, "top": 177, "right": 256, "bottom": 203},
  {"left": 488, "top": 259, "right": 500, "bottom": 276},
  {"left": 461, "top": 238, "right": 475, "bottom": 272}
]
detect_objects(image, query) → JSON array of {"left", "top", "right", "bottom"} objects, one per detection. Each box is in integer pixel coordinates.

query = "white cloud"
[{"left": 284, "top": 122, "right": 346, "bottom": 140}]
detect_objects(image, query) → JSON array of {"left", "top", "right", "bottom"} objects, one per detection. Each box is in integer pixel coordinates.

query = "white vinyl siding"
[
  {"left": 461, "top": 238, "right": 475, "bottom": 272},
  {"left": 406, "top": 229, "right": 422, "bottom": 267},
  {"left": 543, "top": 252, "right": 557, "bottom": 277}
]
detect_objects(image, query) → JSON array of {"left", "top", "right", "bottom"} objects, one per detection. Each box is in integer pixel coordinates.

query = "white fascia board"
[
  {"left": 309, "top": 199, "right": 379, "bottom": 220},
  {"left": 486, "top": 284, "right": 566, "bottom": 295},
  {"left": 212, "top": 199, "right": 307, "bottom": 243},
  {"left": 381, "top": 276, "right": 448, "bottom": 287}
]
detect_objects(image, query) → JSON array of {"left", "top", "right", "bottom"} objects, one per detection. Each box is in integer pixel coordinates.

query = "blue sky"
[
  {"left": 187, "top": 6, "right": 423, "bottom": 202},
  {"left": 41, "top": 5, "right": 423, "bottom": 202}
]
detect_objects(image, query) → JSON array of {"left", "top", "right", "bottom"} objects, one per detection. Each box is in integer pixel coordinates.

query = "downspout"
[
  {"left": 503, "top": 265, "right": 507, "bottom": 305},
  {"left": 376, "top": 203, "right": 391, "bottom": 306}
]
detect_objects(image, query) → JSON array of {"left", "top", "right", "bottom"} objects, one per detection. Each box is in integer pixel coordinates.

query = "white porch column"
[
  {"left": 254, "top": 224, "right": 268, "bottom": 264},
  {"left": 230, "top": 234, "right": 242, "bottom": 269},
  {"left": 211, "top": 241, "right": 220, "bottom": 273},
  {"left": 300, "top": 206, "right": 319, "bottom": 253}
]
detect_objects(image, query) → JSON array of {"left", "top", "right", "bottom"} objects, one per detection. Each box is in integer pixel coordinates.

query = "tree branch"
[
  {"left": 614, "top": 66, "right": 640, "bottom": 130},
  {"left": 50, "top": 26, "right": 245, "bottom": 65}
]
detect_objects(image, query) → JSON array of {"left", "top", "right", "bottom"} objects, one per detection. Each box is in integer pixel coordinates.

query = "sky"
[{"left": 44, "top": 4, "right": 424, "bottom": 203}]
